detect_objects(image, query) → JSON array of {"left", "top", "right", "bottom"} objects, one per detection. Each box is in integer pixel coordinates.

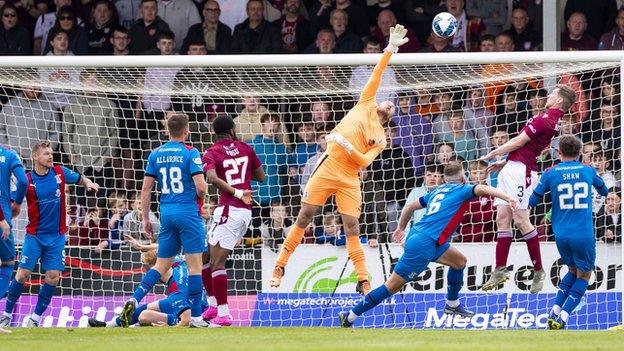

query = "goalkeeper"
[{"left": 270, "top": 25, "right": 409, "bottom": 295}]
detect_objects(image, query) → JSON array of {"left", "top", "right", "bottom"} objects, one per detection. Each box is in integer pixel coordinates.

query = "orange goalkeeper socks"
[
  {"left": 346, "top": 235, "right": 368, "bottom": 282},
  {"left": 275, "top": 224, "right": 306, "bottom": 268}
]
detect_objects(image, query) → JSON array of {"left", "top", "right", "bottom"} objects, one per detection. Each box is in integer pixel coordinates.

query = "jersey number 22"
[{"left": 558, "top": 183, "right": 589, "bottom": 210}]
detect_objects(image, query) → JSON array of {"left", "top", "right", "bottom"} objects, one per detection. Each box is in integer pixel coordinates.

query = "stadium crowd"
[{"left": 0, "top": 0, "right": 621, "bottom": 249}]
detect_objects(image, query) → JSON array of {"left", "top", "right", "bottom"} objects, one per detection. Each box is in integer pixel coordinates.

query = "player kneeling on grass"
[
  {"left": 339, "top": 163, "right": 518, "bottom": 327},
  {"left": 527, "top": 135, "right": 608, "bottom": 330},
  {"left": 89, "top": 249, "right": 203, "bottom": 327},
  {"left": 0, "top": 141, "right": 98, "bottom": 328}
]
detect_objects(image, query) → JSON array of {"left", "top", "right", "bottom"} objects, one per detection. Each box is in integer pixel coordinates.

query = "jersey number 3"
[
  {"left": 223, "top": 156, "right": 249, "bottom": 186},
  {"left": 558, "top": 183, "right": 589, "bottom": 210}
]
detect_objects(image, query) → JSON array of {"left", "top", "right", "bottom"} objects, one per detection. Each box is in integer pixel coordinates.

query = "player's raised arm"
[
  {"left": 481, "top": 131, "right": 531, "bottom": 162},
  {"left": 359, "top": 25, "right": 408, "bottom": 104},
  {"left": 474, "top": 184, "right": 518, "bottom": 211},
  {"left": 325, "top": 133, "right": 386, "bottom": 168}
]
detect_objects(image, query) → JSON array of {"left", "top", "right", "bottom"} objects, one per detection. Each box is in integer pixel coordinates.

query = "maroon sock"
[
  {"left": 495, "top": 231, "right": 513, "bottom": 269},
  {"left": 523, "top": 229, "right": 543, "bottom": 271},
  {"left": 201, "top": 265, "right": 212, "bottom": 296},
  {"left": 211, "top": 268, "right": 228, "bottom": 306}
]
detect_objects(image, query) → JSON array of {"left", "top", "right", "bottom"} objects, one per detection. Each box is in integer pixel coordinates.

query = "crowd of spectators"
[
  {"left": 0, "top": 0, "right": 621, "bottom": 249},
  {"left": 0, "top": 0, "right": 623, "bottom": 56}
]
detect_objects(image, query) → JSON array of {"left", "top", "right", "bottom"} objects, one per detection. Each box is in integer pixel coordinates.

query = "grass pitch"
[{"left": 1, "top": 328, "right": 623, "bottom": 351}]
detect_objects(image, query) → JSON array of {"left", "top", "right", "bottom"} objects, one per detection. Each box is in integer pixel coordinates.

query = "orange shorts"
[{"left": 302, "top": 154, "right": 361, "bottom": 218}]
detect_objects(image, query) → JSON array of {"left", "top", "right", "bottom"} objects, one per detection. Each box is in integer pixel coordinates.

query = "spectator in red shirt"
[
  {"left": 274, "top": 0, "right": 312, "bottom": 53},
  {"left": 598, "top": 7, "right": 624, "bottom": 50},
  {"left": 459, "top": 160, "right": 495, "bottom": 242}
]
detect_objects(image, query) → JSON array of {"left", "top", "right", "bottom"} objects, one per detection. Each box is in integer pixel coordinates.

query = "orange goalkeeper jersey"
[{"left": 325, "top": 51, "right": 391, "bottom": 176}]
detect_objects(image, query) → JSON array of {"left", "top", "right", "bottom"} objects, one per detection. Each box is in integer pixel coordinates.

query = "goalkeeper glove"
[
  {"left": 325, "top": 133, "right": 354, "bottom": 154},
  {"left": 385, "top": 24, "right": 409, "bottom": 53}
]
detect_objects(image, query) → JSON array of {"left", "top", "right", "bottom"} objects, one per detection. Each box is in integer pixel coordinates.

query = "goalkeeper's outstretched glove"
[
  {"left": 385, "top": 24, "right": 409, "bottom": 53},
  {"left": 325, "top": 133, "right": 354, "bottom": 154}
]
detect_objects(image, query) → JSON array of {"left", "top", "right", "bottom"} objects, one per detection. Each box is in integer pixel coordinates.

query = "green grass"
[{"left": 1, "top": 328, "right": 623, "bottom": 351}]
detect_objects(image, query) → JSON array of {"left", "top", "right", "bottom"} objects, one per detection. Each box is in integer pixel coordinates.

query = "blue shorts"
[
  {"left": 19, "top": 234, "right": 66, "bottom": 272},
  {"left": 158, "top": 209, "right": 206, "bottom": 258},
  {"left": 394, "top": 232, "right": 450, "bottom": 282},
  {"left": 158, "top": 292, "right": 190, "bottom": 317},
  {"left": 556, "top": 236, "right": 596, "bottom": 273}
]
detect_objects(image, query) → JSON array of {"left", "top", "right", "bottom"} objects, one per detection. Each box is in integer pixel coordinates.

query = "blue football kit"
[
  {"left": 529, "top": 161, "right": 608, "bottom": 272},
  {"left": 20, "top": 166, "right": 81, "bottom": 272},
  {"left": 144, "top": 141, "right": 205, "bottom": 258},
  {"left": 394, "top": 183, "right": 476, "bottom": 281}
]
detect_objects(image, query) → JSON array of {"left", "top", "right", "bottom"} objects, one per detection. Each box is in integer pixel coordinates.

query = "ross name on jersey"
[{"left": 156, "top": 155, "right": 184, "bottom": 164}]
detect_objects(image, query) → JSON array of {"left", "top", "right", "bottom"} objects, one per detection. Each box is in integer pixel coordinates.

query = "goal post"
[{"left": 0, "top": 51, "right": 621, "bottom": 329}]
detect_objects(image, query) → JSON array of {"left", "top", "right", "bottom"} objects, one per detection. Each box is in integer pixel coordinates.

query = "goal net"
[{"left": 0, "top": 53, "right": 621, "bottom": 329}]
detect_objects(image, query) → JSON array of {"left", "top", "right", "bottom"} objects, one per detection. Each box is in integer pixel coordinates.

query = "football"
[{"left": 432, "top": 12, "right": 458, "bottom": 38}]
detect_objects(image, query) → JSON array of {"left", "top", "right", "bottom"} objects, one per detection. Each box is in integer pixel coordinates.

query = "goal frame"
[{"left": 0, "top": 50, "right": 621, "bottom": 328}]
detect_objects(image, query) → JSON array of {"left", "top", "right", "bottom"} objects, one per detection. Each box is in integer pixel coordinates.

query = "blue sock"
[
  {"left": 34, "top": 283, "right": 55, "bottom": 316},
  {"left": 132, "top": 269, "right": 161, "bottom": 302},
  {"left": 562, "top": 278, "right": 589, "bottom": 317},
  {"left": 446, "top": 267, "right": 464, "bottom": 302},
  {"left": 133, "top": 304, "right": 148, "bottom": 325},
  {"left": 188, "top": 274, "right": 203, "bottom": 318},
  {"left": 166, "top": 313, "right": 179, "bottom": 326},
  {"left": 554, "top": 272, "right": 576, "bottom": 309},
  {"left": 352, "top": 285, "right": 392, "bottom": 316},
  {"left": 4, "top": 280, "right": 23, "bottom": 314},
  {"left": 0, "top": 266, "right": 13, "bottom": 299}
]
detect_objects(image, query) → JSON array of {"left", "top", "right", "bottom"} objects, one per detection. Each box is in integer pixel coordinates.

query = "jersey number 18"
[{"left": 159, "top": 166, "right": 184, "bottom": 194}]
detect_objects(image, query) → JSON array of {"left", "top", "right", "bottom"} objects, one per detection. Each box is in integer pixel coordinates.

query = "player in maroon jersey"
[
  {"left": 480, "top": 85, "right": 577, "bottom": 293},
  {"left": 200, "top": 115, "right": 265, "bottom": 327}
]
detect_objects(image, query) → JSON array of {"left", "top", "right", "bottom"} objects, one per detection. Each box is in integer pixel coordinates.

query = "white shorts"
[
  {"left": 208, "top": 205, "right": 252, "bottom": 250},
  {"left": 493, "top": 160, "right": 539, "bottom": 210}
]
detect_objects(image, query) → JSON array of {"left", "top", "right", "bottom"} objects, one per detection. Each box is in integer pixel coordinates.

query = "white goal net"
[{"left": 0, "top": 53, "right": 621, "bottom": 329}]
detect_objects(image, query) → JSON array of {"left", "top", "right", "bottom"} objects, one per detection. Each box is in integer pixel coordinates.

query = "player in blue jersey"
[
  {"left": 0, "top": 141, "right": 99, "bottom": 327},
  {"left": 338, "top": 163, "right": 518, "bottom": 327},
  {"left": 89, "top": 249, "right": 205, "bottom": 327},
  {"left": 121, "top": 113, "right": 209, "bottom": 328},
  {"left": 0, "top": 144, "right": 27, "bottom": 304},
  {"left": 528, "top": 135, "right": 608, "bottom": 330}
]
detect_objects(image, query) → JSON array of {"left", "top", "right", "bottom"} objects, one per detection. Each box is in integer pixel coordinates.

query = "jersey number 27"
[{"left": 223, "top": 156, "right": 249, "bottom": 186}]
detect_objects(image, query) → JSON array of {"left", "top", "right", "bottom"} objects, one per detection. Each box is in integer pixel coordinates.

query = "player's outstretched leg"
[
  {"left": 551, "top": 269, "right": 591, "bottom": 330},
  {"left": 0, "top": 262, "right": 14, "bottom": 300},
  {"left": 338, "top": 273, "right": 404, "bottom": 327},
  {"left": 483, "top": 207, "right": 514, "bottom": 291},
  {"left": 342, "top": 214, "right": 371, "bottom": 295},
  {"left": 436, "top": 246, "right": 474, "bottom": 317},
  {"left": 270, "top": 204, "right": 318, "bottom": 288},
  {"left": 522, "top": 228, "right": 545, "bottom": 293},
  {"left": 1, "top": 268, "right": 32, "bottom": 327},
  {"left": 201, "top": 252, "right": 217, "bottom": 321},
  {"left": 121, "top": 262, "right": 166, "bottom": 327},
  {"left": 548, "top": 270, "right": 576, "bottom": 328}
]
